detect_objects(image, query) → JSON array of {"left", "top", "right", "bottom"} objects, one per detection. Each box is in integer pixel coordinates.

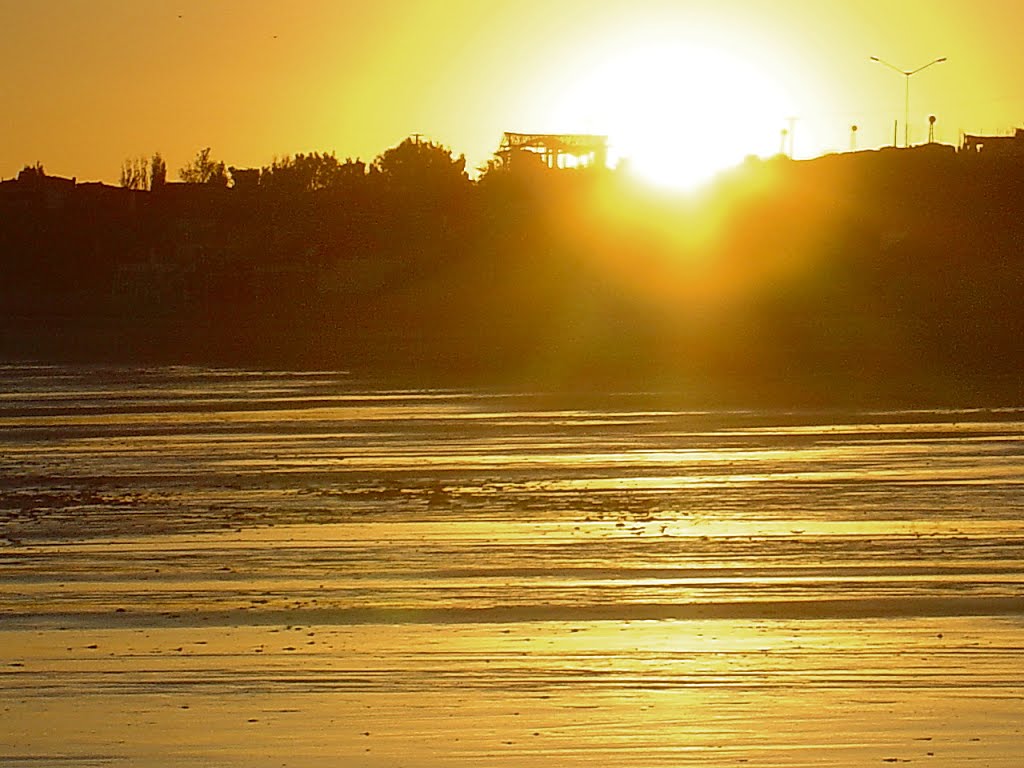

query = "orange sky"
[{"left": 2, "top": 0, "right": 1023, "bottom": 184}]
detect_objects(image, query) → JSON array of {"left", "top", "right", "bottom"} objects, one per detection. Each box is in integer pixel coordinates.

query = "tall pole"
[
  {"left": 787, "top": 117, "right": 797, "bottom": 157},
  {"left": 871, "top": 56, "right": 947, "bottom": 147},
  {"left": 904, "top": 75, "right": 910, "bottom": 148}
]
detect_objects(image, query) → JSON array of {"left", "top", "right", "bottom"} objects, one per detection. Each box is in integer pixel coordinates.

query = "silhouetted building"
[
  {"left": 12, "top": 167, "right": 76, "bottom": 211},
  {"left": 960, "top": 128, "right": 1024, "bottom": 156},
  {"left": 76, "top": 181, "right": 142, "bottom": 214},
  {"left": 497, "top": 132, "right": 608, "bottom": 171},
  {"left": 229, "top": 167, "right": 261, "bottom": 193}
]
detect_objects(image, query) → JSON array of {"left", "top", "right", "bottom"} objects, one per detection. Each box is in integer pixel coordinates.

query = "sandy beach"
[{"left": 2, "top": 365, "right": 1023, "bottom": 766}]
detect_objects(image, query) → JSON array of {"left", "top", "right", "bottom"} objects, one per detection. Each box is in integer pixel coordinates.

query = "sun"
[{"left": 552, "top": 42, "right": 793, "bottom": 191}]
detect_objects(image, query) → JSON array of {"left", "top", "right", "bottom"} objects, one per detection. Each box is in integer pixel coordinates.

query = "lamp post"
[{"left": 870, "top": 56, "right": 947, "bottom": 147}]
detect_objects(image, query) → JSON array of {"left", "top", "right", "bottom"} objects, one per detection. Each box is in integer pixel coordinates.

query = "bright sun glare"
[{"left": 557, "top": 43, "right": 792, "bottom": 190}]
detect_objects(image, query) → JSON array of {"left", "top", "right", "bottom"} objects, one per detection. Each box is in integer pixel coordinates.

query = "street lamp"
[{"left": 870, "top": 55, "right": 947, "bottom": 148}]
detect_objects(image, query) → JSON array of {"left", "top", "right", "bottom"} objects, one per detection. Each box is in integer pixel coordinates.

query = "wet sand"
[{"left": 2, "top": 365, "right": 1023, "bottom": 766}]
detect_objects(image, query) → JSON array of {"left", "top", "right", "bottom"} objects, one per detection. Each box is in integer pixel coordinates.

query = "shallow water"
[{"left": 2, "top": 365, "right": 1023, "bottom": 766}]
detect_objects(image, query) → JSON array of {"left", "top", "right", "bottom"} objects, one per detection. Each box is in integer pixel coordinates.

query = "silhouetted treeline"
[{"left": 2, "top": 138, "right": 1023, "bottom": 404}]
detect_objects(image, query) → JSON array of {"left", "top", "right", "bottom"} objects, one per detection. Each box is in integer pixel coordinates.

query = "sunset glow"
[
  {"left": 5, "top": 2, "right": 1024, "bottom": 765},
  {"left": 2, "top": 1, "right": 1023, "bottom": 184},
  {"left": 552, "top": 42, "right": 794, "bottom": 189}
]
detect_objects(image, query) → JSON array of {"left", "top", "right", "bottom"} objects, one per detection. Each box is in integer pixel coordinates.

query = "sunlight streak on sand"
[{"left": 1, "top": 367, "right": 1022, "bottom": 766}]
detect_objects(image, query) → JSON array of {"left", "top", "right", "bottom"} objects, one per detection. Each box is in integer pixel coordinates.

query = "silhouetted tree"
[
  {"left": 337, "top": 157, "right": 367, "bottom": 187},
  {"left": 476, "top": 157, "right": 505, "bottom": 180},
  {"left": 179, "top": 147, "right": 229, "bottom": 186},
  {"left": 150, "top": 153, "right": 167, "bottom": 189},
  {"left": 119, "top": 156, "right": 149, "bottom": 190},
  {"left": 373, "top": 137, "right": 468, "bottom": 192},
  {"left": 260, "top": 152, "right": 366, "bottom": 194}
]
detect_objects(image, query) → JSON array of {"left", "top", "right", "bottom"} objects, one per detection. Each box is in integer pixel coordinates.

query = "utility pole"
[{"left": 870, "top": 56, "right": 947, "bottom": 148}]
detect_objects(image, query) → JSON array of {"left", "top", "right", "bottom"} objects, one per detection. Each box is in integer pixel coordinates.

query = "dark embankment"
[{"left": 2, "top": 142, "right": 1022, "bottom": 405}]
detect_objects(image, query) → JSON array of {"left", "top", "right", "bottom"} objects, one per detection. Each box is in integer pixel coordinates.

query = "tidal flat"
[{"left": 2, "top": 365, "right": 1023, "bottom": 767}]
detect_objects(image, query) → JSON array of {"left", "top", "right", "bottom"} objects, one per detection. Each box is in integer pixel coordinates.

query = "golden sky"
[{"left": 2, "top": 0, "right": 1023, "bottom": 185}]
